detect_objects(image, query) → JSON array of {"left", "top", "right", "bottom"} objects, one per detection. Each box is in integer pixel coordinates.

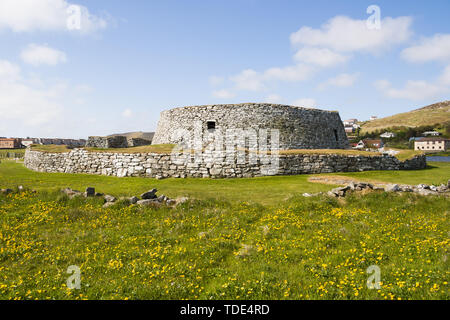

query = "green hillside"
[{"left": 361, "top": 101, "right": 450, "bottom": 133}]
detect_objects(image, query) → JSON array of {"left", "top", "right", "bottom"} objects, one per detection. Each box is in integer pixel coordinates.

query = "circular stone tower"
[{"left": 152, "top": 103, "right": 349, "bottom": 150}]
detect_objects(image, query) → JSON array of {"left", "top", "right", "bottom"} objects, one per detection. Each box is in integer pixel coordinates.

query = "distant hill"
[
  {"left": 108, "top": 131, "right": 155, "bottom": 140},
  {"left": 361, "top": 101, "right": 450, "bottom": 133}
]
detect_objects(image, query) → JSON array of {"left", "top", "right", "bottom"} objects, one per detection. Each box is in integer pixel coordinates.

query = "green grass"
[
  {"left": 325, "top": 162, "right": 450, "bottom": 186},
  {"left": 0, "top": 160, "right": 334, "bottom": 205},
  {"left": 1, "top": 160, "right": 448, "bottom": 204},
  {"left": 0, "top": 149, "right": 25, "bottom": 159},
  {"left": 0, "top": 160, "right": 448, "bottom": 300},
  {"left": 389, "top": 149, "right": 423, "bottom": 161},
  {"left": 0, "top": 187, "right": 448, "bottom": 300}
]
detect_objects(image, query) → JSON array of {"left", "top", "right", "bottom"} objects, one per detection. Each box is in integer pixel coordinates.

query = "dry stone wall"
[
  {"left": 24, "top": 149, "right": 427, "bottom": 179},
  {"left": 85, "top": 136, "right": 128, "bottom": 148},
  {"left": 152, "top": 103, "right": 349, "bottom": 150}
]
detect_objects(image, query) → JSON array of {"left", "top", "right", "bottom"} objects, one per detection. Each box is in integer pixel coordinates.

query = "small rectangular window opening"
[
  {"left": 207, "top": 121, "right": 216, "bottom": 130},
  {"left": 333, "top": 129, "right": 339, "bottom": 142}
]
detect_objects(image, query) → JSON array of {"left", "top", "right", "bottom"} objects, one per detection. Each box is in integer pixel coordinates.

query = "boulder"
[
  {"left": 385, "top": 184, "right": 400, "bottom": 192},
  {"left": 140, "top": 189, "right": 157, "bottom": 199},
  {"left": 166, "top": 199, "right": 177, "bottom": 206},
  {"left": 327, "top": 191, "right": 338, "bottom": 197},
  {"left": 85, "top": 187, "right": 95, "bottom": 197},
  {"left": 175, "top": 197, "right": 189, "bottom": 205},
  {"left": 400, "top": 185, "right": 413, "bottom": 192},
  {"left": 104, "top": 195, "right": 116, "bottom": 203},
  {"left": 417, "top": 189, "right": 437, "bottom": 196},
  {"left": 157, "top": 195, "right": 168, "bottom": 202},
  {"left": 137, "top": 199, "right": 161, "bottom": 207},
  {"left": 330, "top": 186, "right": 351, "bottom": 197},
  {"left": 129, "top": 196, "right": 139, "bottom": 204}
]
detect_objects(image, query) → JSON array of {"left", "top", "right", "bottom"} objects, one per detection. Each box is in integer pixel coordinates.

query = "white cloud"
[
  {"left": 291, "top": 98, "right": 317, "bottom": 108},
  {"left": 319, "top": 73, "right": 359, "bottom": 90},
  {"left": 211, "top": 14, "right": 412, "bottom": 99},
  {"left": 264, "top": 64, "right": 314, "bottom": 82},
  {"left": 0, "top": 0, "right": 107, "bottom": 33},
  {"left": 374, "top": 79, "right": 447, "bottom": 101},
  {"left": 122, "top": 108, "right": 133, "bottom": 118},
  {"left": 0, "top": 60, "right": 21, "bottom": 81},
  {"left": 230, "top": 69, "right": 265, "bottom": 91},
  {"left": 212, "top": 89, "right": 236, "bottom": 99},
  {"left": 0, "top": 59, "right": 63, "bottom": 126},
  {"left": 401, "top": 34, "right": 450, "bottom": 63},
  {"left": 229, "top": 64, "right": 314, "bottom": 93},
  {"left": 264, "top": 94, "right": 283, "bottom": 104},
  {"left": 294, "top": 47, "right": 349, "bottom": 67},
  {"left": 21, "top": 44, "right": 67, "bottom": 66},
  {"left": 290, "top": 16, "right": 413, "bottom": 53},
  {"left": 439, "top": 65, "right": 450, "bottom": 86}
]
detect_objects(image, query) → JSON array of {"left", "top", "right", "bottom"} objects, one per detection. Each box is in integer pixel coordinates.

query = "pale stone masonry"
[
  {"left": 24, "top": 149, "right": 426, "bottom": 179},
  {"left": 414, "top": 137, "right": 450, "bottom": 152},
  {"left": 152, "top": 103, "right": 350, "bottom": 150}
]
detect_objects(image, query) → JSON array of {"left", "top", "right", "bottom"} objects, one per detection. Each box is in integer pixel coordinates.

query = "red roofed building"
[{"left": 0, "top": 138, "right": 22, "bottom": 149}]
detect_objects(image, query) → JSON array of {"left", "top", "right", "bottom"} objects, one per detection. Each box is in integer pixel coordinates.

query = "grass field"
[
  {"left": 0, "top": 160, "right": 447, "bottom": 204},
  {"left": 0, "top": 149, "right": 25, "bottom": 159},
  {"left": 0, "top": 160, "right": 449, "bottom": 300}
]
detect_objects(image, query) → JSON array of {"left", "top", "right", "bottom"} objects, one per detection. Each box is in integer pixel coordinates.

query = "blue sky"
[{"left": 1, "top": 0, "right": 449, "bottom": 138}]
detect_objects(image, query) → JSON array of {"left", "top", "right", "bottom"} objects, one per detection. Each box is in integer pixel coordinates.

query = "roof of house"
[
  {"left": 416, "top": 137, "right": 450, "bottom": 142},
  {"left": 363, "top": 139, "right": 382, "bottom": 144}
]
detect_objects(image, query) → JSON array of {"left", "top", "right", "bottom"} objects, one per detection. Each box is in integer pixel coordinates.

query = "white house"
[
  {"left": 380, "top": 132, "right": 395, "bottom": 139},
  {"left": 422, "top": 131, "right": 441, "bottom": 137},
  {"left": 414, "top": 138, "right": 450, "bottom": 152}
]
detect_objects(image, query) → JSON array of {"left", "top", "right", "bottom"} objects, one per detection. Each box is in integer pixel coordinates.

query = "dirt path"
[{"left": 308, "top": 175, "right": 390, "bottom": 187}]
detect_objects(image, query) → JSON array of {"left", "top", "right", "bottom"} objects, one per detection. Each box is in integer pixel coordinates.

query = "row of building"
[
  {"left": 350, "top": 137, "right": 450, "bottom": 152},
  {"left": 0, "top": 137, "right": 86, "bottom": 149}
]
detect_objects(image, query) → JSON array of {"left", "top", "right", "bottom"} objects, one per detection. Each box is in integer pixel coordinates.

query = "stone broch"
[
  {"left": 151, "top": 103, "right": 350, "bottom": 150},
  {"left": 23, "top": 103, "right": 427, "bottom": 179}
]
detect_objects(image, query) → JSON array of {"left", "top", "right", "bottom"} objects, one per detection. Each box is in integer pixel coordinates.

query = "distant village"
[
  {"left": 0, "top": 137, "right": 86, "bottom": 149},
  {"left": 343, "top": 117, "right": 449, "bottom": 152}
]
